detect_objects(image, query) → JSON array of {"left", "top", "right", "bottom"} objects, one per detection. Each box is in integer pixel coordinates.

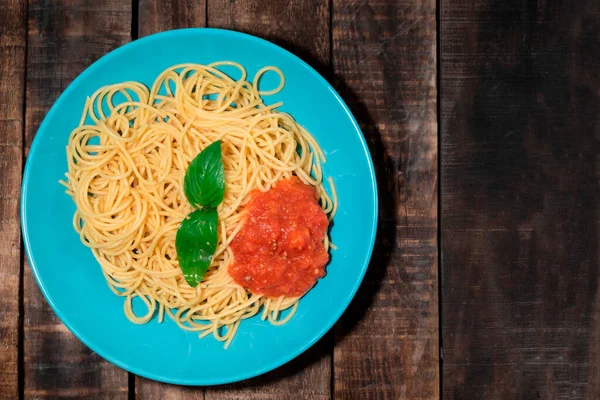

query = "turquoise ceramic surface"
[{"left": 21, "top": 29, "right": 377, "bottom": 385}]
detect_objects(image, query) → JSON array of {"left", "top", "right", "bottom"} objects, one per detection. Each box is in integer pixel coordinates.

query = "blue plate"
[{"left": 21, "top": 28, "right": 377, "bottom": 385}]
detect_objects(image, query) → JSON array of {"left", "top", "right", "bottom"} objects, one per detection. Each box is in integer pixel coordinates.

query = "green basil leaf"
[
  {"left": 184, "top": 140, "right": 225, "bottom": 208},
  {"left": 175, "top": 208, "right": 218, "bottom": 288}
]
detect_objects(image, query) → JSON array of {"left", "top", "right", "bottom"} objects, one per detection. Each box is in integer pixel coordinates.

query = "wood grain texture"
[
  {"left": 204, "top": 337, "right": 331, "bottom": 400},
  {"left": 138, "top": 0, "right": 206, "bottom": 38},
  {"left": 136, "top": 377, "right": 204, "bottom": 400},
  {"left": 208, "top": 0, "right": 330, "bottom": 77},
  {"left": 441, "top": 0, "right": 600, "bottom": 398},
  {"left": 24, "top": 1, "right": 131, "bottom": 398},
  {"left": 332, "top": 0, "right": 438, "bottom": 399},
  {"left": 0, "top": 0, "right": 26, "bottom": 399}
]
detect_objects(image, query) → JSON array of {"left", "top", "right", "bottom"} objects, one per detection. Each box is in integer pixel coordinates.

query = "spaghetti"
[{"left": 60, "top": 62, "right": 336, "bottom": 347}]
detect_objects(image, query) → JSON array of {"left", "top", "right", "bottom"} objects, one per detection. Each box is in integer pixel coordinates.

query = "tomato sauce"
[{"left": 229, "top": 177, "right": 329, "bottom": 297}]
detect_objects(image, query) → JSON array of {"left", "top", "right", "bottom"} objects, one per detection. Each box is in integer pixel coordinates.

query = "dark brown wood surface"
[
  {"left": 441, "top": 0, "right": 600, "bottom": 399},
  {"left": 23, "top": 1, "right": 131, "bottom": 398},
  {"left": 332, "top": 0, "right": 439, "bottom": 398},
  {"left": 0, "top": 1, "right": 26, "bottom": 399},
  {"left": 8, "top": 0, "right": 439, "bottom": 396},
  {"left": 4, "top": 0, "right": 598, "bottom": 398}
]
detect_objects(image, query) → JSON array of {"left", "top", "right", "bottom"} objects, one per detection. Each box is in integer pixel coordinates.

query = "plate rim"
[{"left": 20, "top": 27, "right": 379, "bottom": 386}]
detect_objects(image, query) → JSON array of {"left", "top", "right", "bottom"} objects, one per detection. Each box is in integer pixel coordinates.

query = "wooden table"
[{"left": 0, "top": 0, "right": 596, "bottom": 398}]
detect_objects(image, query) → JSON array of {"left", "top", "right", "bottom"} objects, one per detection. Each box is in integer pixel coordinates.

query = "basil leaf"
[
  {"left": 175, "top": 208, "right": 218, "bottom": 288},
  {"left": 184, "top": 140, "right": 225, "bottom": 208}
]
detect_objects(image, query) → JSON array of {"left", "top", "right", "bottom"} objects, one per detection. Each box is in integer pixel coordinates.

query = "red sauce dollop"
[{"left": 229, "top": 177, "right": 329, "bottom": 297}]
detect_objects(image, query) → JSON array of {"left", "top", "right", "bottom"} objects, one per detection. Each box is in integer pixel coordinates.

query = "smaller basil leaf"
[
  {"left": 184, "top": 140, "right": 225, "bottom": 208},
  {"left": 175, "top": 208, "right": 218, "bottom": 288}
]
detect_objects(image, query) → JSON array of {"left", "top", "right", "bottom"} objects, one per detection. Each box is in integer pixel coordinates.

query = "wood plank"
[
  {"left": 24, "top": 1, "right": 132, "bottom": 398},
  {"left": 136, "top": 377, "right": 204, "bottom": 400},
  {"left": 0, "top": 0, "right": 26, "bottom": 399},
  {"left": 138, "top": 0, "right": 206, "bottom": 38},
  {"left": 204, "top": 337, "right": 331, "bottom": 399},
  {"left": 208, "top": 0, "right": 330, "bottom": 77},
  {"left": 331, "top": 0, "right": 439, "bottom": 398},
  {"left": 441, "top": 0, "right": 600, "bottom": 398},
  {"left": 134, "top": 0, "right": 207, "bottom": 397},
  {"left": 135, "top": 0, "right": 332, "bottom": 397},
  {"left": 206, "top": 1, "right": 332, "bottom": 398}
]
